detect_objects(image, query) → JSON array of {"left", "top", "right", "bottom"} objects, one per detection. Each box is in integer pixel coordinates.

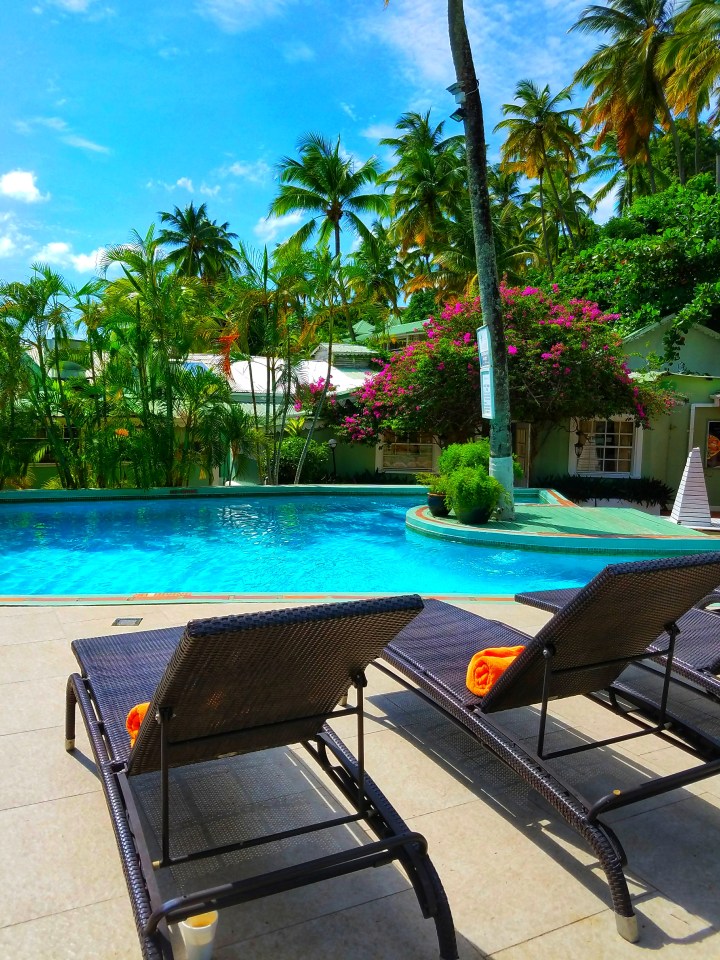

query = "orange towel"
[
  {"left": 466, "top": 646, "right": 525, "bottom": 697},
  {"left": 126, "top": 702, "right": 151, "bottom": 747}
]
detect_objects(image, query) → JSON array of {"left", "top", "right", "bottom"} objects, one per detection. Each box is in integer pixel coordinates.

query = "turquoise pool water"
[{"left": 0, "top": 495, "right": 652, "bottom": 597}]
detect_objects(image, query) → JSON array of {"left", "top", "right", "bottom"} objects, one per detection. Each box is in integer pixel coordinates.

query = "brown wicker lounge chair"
[
  {"left": 65, "top": 596, "right": 458, "bottom": 960},
  {"left": 515, "top": 585, "right": 720, "bottom": 702},
  {"left": 375, "top": 554, "right": 720, "bottom": 943}
]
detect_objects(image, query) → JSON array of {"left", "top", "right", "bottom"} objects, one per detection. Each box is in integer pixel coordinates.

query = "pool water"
[{"left": 0, "top": 495, "right": 652, "bottom": 597}]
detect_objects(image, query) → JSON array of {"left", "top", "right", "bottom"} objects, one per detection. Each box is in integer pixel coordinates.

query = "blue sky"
[{"left": 0, "top": 0, "right": 603, "bottom": 284}]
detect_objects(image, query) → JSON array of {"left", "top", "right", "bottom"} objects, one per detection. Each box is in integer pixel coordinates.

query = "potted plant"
[
  {"left": 445, "top": 466, "right": 503, "bottom": 526},
  {"left": 416, "top": 472, "right": 449, "bottom": 517}
]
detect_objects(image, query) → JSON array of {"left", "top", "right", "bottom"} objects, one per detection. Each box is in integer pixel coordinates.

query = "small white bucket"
[{"left": 178, "top": 910, "right": 219, "bottom": 960}]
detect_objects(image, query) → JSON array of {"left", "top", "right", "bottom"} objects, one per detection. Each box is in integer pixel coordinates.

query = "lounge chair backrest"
[
  {"left": 128, "top": 595, "right": 423, "bottom": 776},
  {"left": 482, "top": 553, "right": 720, "bottom": 712}
]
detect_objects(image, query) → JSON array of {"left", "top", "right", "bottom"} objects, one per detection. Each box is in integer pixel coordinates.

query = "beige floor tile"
[
  {"left": 411, "top": 797, "right": 609, "bottom": 955},
  {"left": 0, "top": 675, "right": 70, "bottom": 734},
  {"left": 0, "top": 636, "right": 77, "bottom": 683},
  {"left": 490, "top": 894, "right": 720, "bottom": 959},
  {"left": 0, "top": 724, "right": 99, "bottom": 811},
  {"left": 0, "top": 896, "right": 139, "bottom": 960},
  {"left": 0, "top": 608, "right": 66, "bottom": 646},
  {"left": 0, "top": 791, "right": 127, "bottom": 927},
  {"left": 214, "top": 887, "right": 485, "bottom": 960}
]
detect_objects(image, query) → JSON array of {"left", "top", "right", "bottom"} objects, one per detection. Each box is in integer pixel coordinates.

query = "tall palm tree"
[
  {"left": 271, "top": 134, "right": 388, "bottom": 259},
  {"left": 445, "top": 0, "right": 515, "bottom": 515},
  {"left": 664, "top": 1, "right": 720, "bottom": 175},
  {"left": 572, "top": 0, "right": 685, "bottom": 186},
  {"left": 495, "top": 80, "right": 583, "bottom": 259},
  {"left": 380, "top": 111, "right": 465, "bottom": 272},
  {"left": 158, "top": 201, "right": 239, "bottom": 282}
]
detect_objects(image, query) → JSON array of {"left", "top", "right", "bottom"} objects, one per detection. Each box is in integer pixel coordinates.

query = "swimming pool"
[{"left": 0, "top": 494, "right": 654, "bottom": 598}]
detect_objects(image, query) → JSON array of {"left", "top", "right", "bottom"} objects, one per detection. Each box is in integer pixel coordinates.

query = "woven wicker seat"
[
  {"left": 376, "top": 554, "right": 720, "bottom": 944},
  {"left": 516, "top": 584, "right": 720, "bottom": 697},
  {"left": 66, "top": 596, "right": 458, "bottom": 960}
]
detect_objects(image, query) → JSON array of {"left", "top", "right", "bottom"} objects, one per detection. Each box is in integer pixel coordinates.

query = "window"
[
  {"left": 571, "top": 416, "right": 642, "bottom": 477},
  {"left": 378, "top": 430, "right": 436, "bottom": 472}
]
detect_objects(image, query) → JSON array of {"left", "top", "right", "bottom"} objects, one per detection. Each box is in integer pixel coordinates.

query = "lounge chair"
[
  {"left": 65, "top": 596, "right": 458, "bottom": 960},
  {"left": 515, "top": 585, "right": 720, "bottom": 702},
  {"left": 374, "top": 554, "right": 720, "bottom": 943}
]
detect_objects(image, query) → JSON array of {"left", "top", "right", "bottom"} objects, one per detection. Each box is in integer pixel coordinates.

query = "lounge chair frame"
[
  {"left": 373, "top": 554, "right": 720, "bottom": 943},
  {"left": 516, "top": 586, "right": 720, "bottom": 704},
  {"left": 65, "top": 598, "right": 458, "bottom": 960}
]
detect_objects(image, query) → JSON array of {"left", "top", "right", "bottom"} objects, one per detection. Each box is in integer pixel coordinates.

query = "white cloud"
[
  {"left": 592, "top": 190, "right": 618, "bottom": 226},
  {"left": 146, "top": 177, "right": 196, "bottom": 192},
  {"left": 253, "top": 212, "right": 303, "bottom": 244},
  {"left": 225, "top": 159, "right": 272, "bottom": 185},
  {"left": 0, "top": 235, "right": 16, "bottom": 258},
  {"left": 354, "top": 0, "right": 596, "bottom": 121},
  {"left": 200, "top": 183, "right": 221, "bottom": 197},
  {"left": 0, "top": 170, "right": 49, "bottom": 203},
  {"left": 282, "top": 41, "right": 314, "bottom": 63},
  {"left": 197, "top": 0, "right": 294, "bottom": 32},
  {"left": 50, "top": 0, "right": 97, "bottom": 10},
  {"left": 32, "top": 241, "right": 106, "bottom": 273},
  {"left": 340, "top": 102, "right": 357, "bottom": 121},
  {"left": 15, "top": 116, "right": 68, "bottom": 134},
  {"left": 361, "top": 123, "right": 398, "bottom": 141},
  {"left": 62, "top": 134, "right": 110, "bottom": 153},
  {"left": 0, "top": 213, "right": 31, "bottom": 258}
]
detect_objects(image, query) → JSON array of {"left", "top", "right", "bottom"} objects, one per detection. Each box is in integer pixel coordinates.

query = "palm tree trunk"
[
  {"left": 538, "top": 176, "right": 552, "bottom": 270},
  {"left": 542, "top": 152, "right": 576, "bottom": 250},
  {"left": 447, "top": 0, "right": 514, "bottom": 517},
  {"left": 661, "top": 93, "right": 685, "bottom": 185},
  {"left": 294, "top": 312, "right": 334, "bottom": 484}
]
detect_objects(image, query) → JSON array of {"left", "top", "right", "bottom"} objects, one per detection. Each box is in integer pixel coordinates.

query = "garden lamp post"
[{"left": 327, "top": 438, "right": 337, "bottom": 481}]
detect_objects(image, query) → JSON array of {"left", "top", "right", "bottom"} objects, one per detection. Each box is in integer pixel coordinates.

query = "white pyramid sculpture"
[{"left": 669, "top": 447, "right": 712, "bottom": 527}]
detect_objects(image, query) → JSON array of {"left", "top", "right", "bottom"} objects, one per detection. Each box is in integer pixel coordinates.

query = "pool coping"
[
  {"left": 406, "top": 505, "right": 720, "bottom": 554},
  {"left": 0, "top": 592, "right": 518, "bottom": 606}
]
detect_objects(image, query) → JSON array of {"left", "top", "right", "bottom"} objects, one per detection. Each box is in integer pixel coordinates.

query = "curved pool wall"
[{"left": 1, "top": 486, "right": 715, "bottom": 602}]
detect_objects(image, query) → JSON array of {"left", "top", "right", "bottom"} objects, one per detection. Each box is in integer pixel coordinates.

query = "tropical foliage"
[{"left": 338, "top": 286, "right": 676, "bottom": 449}]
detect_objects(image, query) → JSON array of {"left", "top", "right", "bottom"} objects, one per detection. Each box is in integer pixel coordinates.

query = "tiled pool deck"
[
  {"left": 2, "top": 599, "right": 720, "bottom": 959},
  {"left": 407, "top": 504, "right": 720, "bottom": 554}
]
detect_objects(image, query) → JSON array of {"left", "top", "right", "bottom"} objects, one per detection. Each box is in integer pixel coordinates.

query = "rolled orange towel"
[
  {"left": 126, "top": 702, "right": 151, "bottom": 747},
  {"left": 466, "top": 646, "right": 525, "bottom": 697}
]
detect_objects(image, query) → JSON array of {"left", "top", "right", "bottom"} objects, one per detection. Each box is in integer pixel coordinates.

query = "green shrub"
[
  {"left": 277, "top": 437, "right": 328, "bottom": 483},
  {"left": 537, "top": 474, "right": 674, "bottom": 509},
  {"left": 415, "top": 472, "right": 447, "bottom": 495},
  {"left": 445, "top": 466, "right": 503, "bottom": 521},
  {"left": 437, "top": 440, "right": 523, "bottom": 480}
]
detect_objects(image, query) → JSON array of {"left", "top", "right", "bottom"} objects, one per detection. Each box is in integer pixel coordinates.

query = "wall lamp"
[
  {"left": 574, "top": 430, "right": 587, "bottom": 461},
  {"left": 450, "top": 108, "right": 467, "bottom": 123}
]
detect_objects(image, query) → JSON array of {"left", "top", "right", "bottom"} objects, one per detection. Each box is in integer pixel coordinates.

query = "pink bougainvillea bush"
[{"left": 339, "top": 284, "right": 678, "bottom": 446}]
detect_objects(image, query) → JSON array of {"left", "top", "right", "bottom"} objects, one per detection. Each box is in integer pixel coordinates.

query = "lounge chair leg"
[
  {"left": 616, "top": 912, "right": 639, "bottom": 943},
  {"left": 65, "top": 675, "right": 78, "bottom": 751}
]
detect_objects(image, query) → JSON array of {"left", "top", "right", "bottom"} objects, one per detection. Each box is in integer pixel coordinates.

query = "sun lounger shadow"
[
  {"left": 364, "top": 686, "right": 720, "bottom": 949},
  {"left": 373, "top": 554, "right": 720, "bottom": 943},
  {"left": 65, "top": 596, "right": 458, "bottom": 960}
]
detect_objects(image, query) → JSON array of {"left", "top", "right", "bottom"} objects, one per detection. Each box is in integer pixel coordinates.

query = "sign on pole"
[{"left": 477, "top": 325, "right": 494, "bottom": 420}]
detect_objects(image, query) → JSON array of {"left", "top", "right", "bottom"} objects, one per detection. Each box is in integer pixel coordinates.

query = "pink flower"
[{"left": 507, "top": 345, "right": 518, "bottom": 355}]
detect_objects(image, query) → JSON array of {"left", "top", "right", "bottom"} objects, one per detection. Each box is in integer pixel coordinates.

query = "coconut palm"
[
  {"left": 271, "top": 134, "right": 388, "bottom": 259},
  {"left": 572, "top": 0, "right": 685, "bottom": 186},
  {"left": 158, "top": 201, "right": 239, "bottom": 282},
  {"left": 445, "top": 0, "right": 515, "bottom": 514},
  {"left": 380, "top": 111, "right": 465, "bottom": 273},
  {"left": 495, "top": 80, "right": 583, "bottom": 259}
]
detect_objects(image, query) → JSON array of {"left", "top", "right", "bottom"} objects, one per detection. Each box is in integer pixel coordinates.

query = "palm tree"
[
  {"left": 271, "top": 134, "right": 388, "bottom": 260},
  {"left": 445, "top": 0, "right": 515, "bottom": 515},
  {"left": 495, "top": 80, "right": 583, "bottom": 260},
  {"left": 158, "top": 201, "right": 239, "bottom": 282},
  {"left": 664, "top": 1, "right": 720, "bottom": 176},
  {"left": 380, "top": 111, "right": 465, "bottom": 273},
  {"left": 572, "top": 0, "right": 685, "bottom": 186}
]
